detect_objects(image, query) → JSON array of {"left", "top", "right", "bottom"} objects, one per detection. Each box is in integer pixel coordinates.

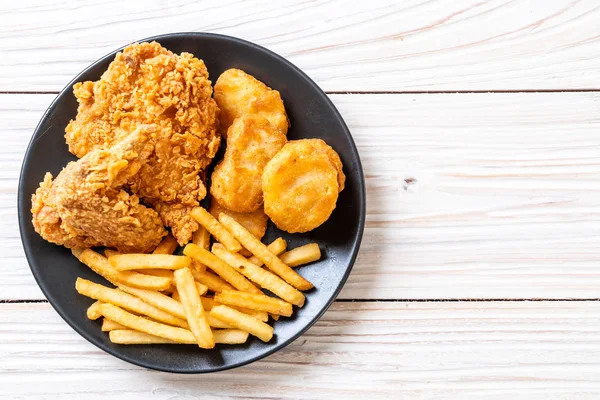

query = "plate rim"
[{"left": 17, "top": 32, "right": 366, "bottom": 374}]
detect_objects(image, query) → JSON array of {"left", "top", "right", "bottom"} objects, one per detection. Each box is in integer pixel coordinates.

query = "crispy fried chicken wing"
[
  {"left": 64, "top": 42, "right": 220, "bottom": 244},
  {"left": 32, "top": 126, "right": 167, "bottom": 253}
]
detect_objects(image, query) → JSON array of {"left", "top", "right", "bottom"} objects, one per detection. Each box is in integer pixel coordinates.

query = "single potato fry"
[
  {"left": 109, "top": 329, "right": 248, "bottom": 345},
  {"left": 118, "top": 285, "right": 186, "bottom": 319},
  {"left": 201, "top": 296, "right": 268, "bottom": 322},
  {"left": 99, "top": 303, "right": 196, "bottom": 343},
  {"left": 153, "top": 234, "right": 179, "bottom": 255},
  {"left": 209, "top": 194, "right": 268, "bottom": 241},
  {"left": 103, "top": 249, "right": 120, "bottom": 258},
  {"left": 213, "top": 329, "right": 250, "bottom": 345},
  {"left": 71, "top": 248, "right": 85, "bottom": 258},
  {"left": 109, "top": 254, "right": 191, "bottom": 271},
  {"left": 215, "top": 290, "right": 293, "bottom": 317},
  {"left": 190, "top": 207, "right": 241, "bottom": 252},
  {"left": 78, "top": 249, "right": 171, "bottom": 291},
  {"left": 210, "top": 115, "right": 287, "bottom": 213},
  {"left": 262, "top": 139, "right": 343, "bottom": 233},
  {"left": 279, "top": 243, "right": 321, "bottom": 267},
  {"left": 192, "top": 226, "right": 211, "bottom": 249},
  {"left": 210, "top": 305, "right": 274, "bottom": 343},
  {"left": 101, "top": 319, "right": 127, "bottom": 331},
  {"left": 184, "top": 244, "right": 261, "bottom": 294},
  {"left": 190, "top": 267, "right": 234, "bottom": 292},
  {"left": 136, "top": 269, "right": 174, "bottom": 279},
  {"left": 76, "top": 278, "right": 188, "bottom": 328},
  {"left": 174, "top": 268, "right": 215, "bottom": 349},
  {"left": 219, "top": 214, "right": 313, "bottom": 291},
  {"left": 87, "top": 301, "right": 103, "bottom": 320},
  {"left": 248, "top": 237, "right": 287, "bottom": 266},
  {"left": 214, "top": 68, "right": 289, "bottom": 137},
  {"left": 212, "top": 246, "right": 304, "bottom": 307}
]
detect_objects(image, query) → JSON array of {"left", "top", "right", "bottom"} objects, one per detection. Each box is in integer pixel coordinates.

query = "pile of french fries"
[{"left": 73, "top": 208, "right": 322, "bottom": 348}]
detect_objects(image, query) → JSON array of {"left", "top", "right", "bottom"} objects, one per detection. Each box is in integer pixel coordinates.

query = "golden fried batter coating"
[
  {"left": 64, "top": 42, "right": 220, "bottom": 244},
  {"left": 208, "top": 195, "right": 268, "bottom": 240},
  {"left": 262, "top": 139, "right": 344, "bottom": 233},
  {"left": 32, "top": 126, "right": 167, "bottom": 253},
  {"left": 214, "top": 69, "right": 288, "bottom": 137},
  {"left": 210, "top": 115, "right": 287, "bottom": 213}
]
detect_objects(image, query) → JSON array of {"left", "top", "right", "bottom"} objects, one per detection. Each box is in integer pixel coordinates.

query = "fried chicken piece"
[
  {"left": 214, "top": 68, "right": 289, "bottom": 138},
  {"left": 210, "top": 115, "right": 287, "bottom": 213},
  {"left": 64, "top": 42, "right": 220, "bottom": 244},
  {"left": 32, "top": 126, "right": 167, "bottom": 253},
  {"left": 262, "top": 139, "right": 343, "bottom": 233}
]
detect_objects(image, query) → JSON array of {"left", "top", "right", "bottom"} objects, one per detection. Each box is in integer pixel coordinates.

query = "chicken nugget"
[
  {"left": 262, "top": 139, "right": 343, "bottom": 233},
  {"left": 214, "top": 69, "right": 289, "bottom": 137},
  {"left": 210, "top": 114, "right": 287, "bottom": 213},
  {"left": 209, "top": 195, "right": 268, "bottom": 241}
]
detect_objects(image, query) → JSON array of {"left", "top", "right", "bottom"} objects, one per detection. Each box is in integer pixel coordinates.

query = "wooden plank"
[
  {"left": 1, "top": 1, "right": 600, "bottom": 92},
  {"left": 3, "top": 92, "right": 600, "bottom": 300},
  {"left": 2, "top": 301, "right": 600, "bottom": 398}
]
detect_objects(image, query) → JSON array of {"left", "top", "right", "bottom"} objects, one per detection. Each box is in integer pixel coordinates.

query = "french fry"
[
  {"left": 192, "top": 226, "right": 211, "bottom": 249},
  {"left": 280, "top": 243, "right": 321, "bottom": 267},
  {"left": 219, "top": 214, "right": 313, "bottom": 291},
  {"left": 174, "top": 268, "right": 215, "bottom": 349},
  {"left": 208, "top": 316, "right": 234, "bottom": 329},
  {"left": 213, "top": 329, "right": 250, "bottom": 344},
  {"left": 76, "top": 278, "right": 188, "bottom": 328},
  {"left": 215, "top": 290, "right": 293, "bottom": 317},
  {"left": 109, "top": 329, "right": 185, "bottom": 344},
  {"left": 99, "top": 303, "right": 196, "bottom": 343},
  {"left": 77, "top": 249, "right": 171, "bottom": 291},
  {"left": 137, "top": 269, "right": 174, "bottom": 279},
  {"left": 118, "top": 285, "right": 186, "bottom": 319},
  {"left": 109, "top": 329, "right": 249, "bottom": 345},
  {"left": 103, "top": 249, "right": 120, "bottom": 258},
  {"left": 101, "top": 319, "right": 127, "bottom": 331},
  {"left": 210, "top": 305, "right": 274, "bottom": 342},
  {"left": 190, "top": 207, "right": 242, "bottom": 252},
  {"left": 153, "top": 234, "right": 179, "bottom": 255},
  {"left": 201, "top": 296, "right": 269, "bottom": 322},
  {"left": 184, "top": 244, "right": 261, "bottom": 294},
  {"left": 72, "top": 248, "right": 85, "bottom": 258},
  {"left": 190, "top": 268, "right": 234, "bottom": 292},
  {"left": 109, "top": 254, "right": 191, "bottom": 271},
  {"left": 212, "top": 247, "right": 305, "bottom": 307},
  {"left": 248, "top": 237, "right": 287, "bottom": 266},
  {"left": 271, "top": 314, "right": 280, "bottom": 321},
  {"left": 87, "top": 301, "right": 103, "bottom": 320}
]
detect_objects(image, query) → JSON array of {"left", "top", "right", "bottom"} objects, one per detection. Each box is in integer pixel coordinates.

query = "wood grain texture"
[
  {"left": 2, "top": 301, "right": 600, "bottom": 399},
  {"left": 3, "top": 92, "right": 600, "bottom": 300},
  {"left": 2, "top": 0, "right": 600, "bottom": 92}
]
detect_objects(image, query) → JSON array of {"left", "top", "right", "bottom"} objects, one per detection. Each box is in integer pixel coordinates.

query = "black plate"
[{"left": 17, "top": 33, "right": 365, "bottom": 373}]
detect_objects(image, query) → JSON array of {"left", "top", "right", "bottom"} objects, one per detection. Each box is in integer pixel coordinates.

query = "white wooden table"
[{"left": 2, "top": 1, "right": 600, "bottom": 398}]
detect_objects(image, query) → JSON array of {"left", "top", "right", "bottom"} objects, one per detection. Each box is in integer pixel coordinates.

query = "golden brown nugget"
[
  {"left": 262, "top": 139, "right": 343, "bottom": 233},
  {"left": 211, "top": 115, "right": 286, "bottom": 213},
  {"left": 214, "top": 68, "right": 288, "bottom": 137}
]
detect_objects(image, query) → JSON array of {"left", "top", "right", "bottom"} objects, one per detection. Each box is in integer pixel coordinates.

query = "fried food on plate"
[
  {"left": 209, "top": 195, "right": 268, "bottom": 242},
  {"left": 211, "top": 115, "right": 287, "bottom": 213},
  {"left": 64, "top": 42, "right": 220, "bottom": 244},
  {"left": 262, "top": 139, "right": 344, "bottom": 233},
  {"left": 214, "top": 68, "right": 288, "bottom": 137},
  {"left": 31, "top": 126, "right": 167, "bottom": 253}
]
